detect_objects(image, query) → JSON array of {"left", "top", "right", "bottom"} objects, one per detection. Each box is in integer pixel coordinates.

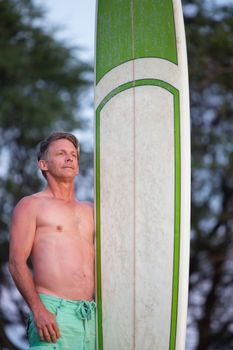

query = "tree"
[
  {"left": 183, "top": 0, "right": 233, "bottom": 349},
  {"left": 0, "top": 0, "right": 93, "bottom": 348}
]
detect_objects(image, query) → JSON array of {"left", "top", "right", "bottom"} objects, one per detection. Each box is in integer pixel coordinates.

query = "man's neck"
[{"left": 45, "top": 178, "right": 76, "bottom": 202}]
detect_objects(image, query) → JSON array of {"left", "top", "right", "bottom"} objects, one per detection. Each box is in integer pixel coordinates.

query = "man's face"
[{"left": 40, "top": 139, "right": 79, "bottom": 179}]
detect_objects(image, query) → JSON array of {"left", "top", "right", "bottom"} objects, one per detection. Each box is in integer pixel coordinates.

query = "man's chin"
[{"left": 55, "top": 173, "right": 78, "bottom": 181}]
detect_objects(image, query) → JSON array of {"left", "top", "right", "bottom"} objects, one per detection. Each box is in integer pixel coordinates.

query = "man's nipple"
[{"left": 56, "top": 225, "right": 63, "bottom": 232}]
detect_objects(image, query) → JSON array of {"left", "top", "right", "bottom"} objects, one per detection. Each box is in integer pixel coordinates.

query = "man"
[{"left": 8, "top": 132, "right": 96, "bottom": 350}]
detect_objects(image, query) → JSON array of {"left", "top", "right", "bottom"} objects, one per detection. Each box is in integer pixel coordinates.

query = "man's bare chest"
[
  {"left": 36, "top": 200, "right": 83, "bottom": 232},
  {"left": 32, "top": 198, "right": 94, "bottom": 243}
]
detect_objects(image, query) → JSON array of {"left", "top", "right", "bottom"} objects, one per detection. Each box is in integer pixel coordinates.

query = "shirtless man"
[{"left": 8, "top": 132, "right": 95, "bottom": 349}]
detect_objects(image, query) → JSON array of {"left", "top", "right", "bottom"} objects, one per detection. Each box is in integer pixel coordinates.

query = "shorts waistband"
[
  {"left": 39, "top": 293, "right": 94, "bottom": 304},
  {"left": 39, "top": 293, "right": 96, "bottom": 319}
]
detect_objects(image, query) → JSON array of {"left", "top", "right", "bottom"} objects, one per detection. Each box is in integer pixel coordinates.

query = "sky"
[{"left": 35, "top": 0, "right": 96, "bottom": 61}]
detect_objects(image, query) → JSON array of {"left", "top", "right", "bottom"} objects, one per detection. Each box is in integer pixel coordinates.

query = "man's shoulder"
[
  {"left": 14, "top": 192, "right": 46, "bottom": 212},
  {"left": 82, "top": 201, "right": 94, "bottom": 208},
  {"left": 78, "top": 201, "right": 94, "bottom": 213}
]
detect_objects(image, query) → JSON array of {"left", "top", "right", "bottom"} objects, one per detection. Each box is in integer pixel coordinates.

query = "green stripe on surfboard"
[{"left": 96, "top": 0, "right": 177, "bottom": 83}]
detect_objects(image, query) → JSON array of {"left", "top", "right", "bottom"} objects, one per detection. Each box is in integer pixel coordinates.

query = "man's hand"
[{"left": 33, "top": 307, "right": 60, "bottom": 343}]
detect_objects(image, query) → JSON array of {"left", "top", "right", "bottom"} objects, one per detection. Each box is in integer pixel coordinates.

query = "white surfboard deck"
[{"left": 95, "top": 1, "right": 190, "bottom": 349}]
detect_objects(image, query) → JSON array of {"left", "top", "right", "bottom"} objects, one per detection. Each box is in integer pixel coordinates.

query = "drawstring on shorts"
[{"left": 75, "top": 301, "right": 96, "bottom": 343}]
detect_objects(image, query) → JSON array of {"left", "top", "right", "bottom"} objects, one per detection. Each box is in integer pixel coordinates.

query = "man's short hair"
[{"left": 38, "top": 132, "right": 80, "bottom": 178}]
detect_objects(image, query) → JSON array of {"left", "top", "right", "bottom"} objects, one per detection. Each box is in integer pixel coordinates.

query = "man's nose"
[{"left": 65, "top": 154, "right": 73, "bottom": 161}]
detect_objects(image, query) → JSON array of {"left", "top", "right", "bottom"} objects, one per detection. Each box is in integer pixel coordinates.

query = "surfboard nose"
[{"left": 96, "top": 0, "right": 178, "bottom": 84}]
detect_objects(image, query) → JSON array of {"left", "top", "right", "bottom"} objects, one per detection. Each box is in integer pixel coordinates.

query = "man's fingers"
[
  {"left": 38, "top": 325, "right": 54, "bottom": 343},
  {"left": 47, "top": 324, "right": 60, "bottom": 343},
  {"left": 42, "top": 327, "right": 53, "bottom": 343},
  {"left": 53, "top": 323, "right": 61, "bottom": 339},
  {"left": 38, "top": 328, "right": 45, "bottom": 342}
]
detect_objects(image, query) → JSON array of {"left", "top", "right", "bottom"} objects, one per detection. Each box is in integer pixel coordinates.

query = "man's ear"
[{"left": 38, "top": 159, "right": 48, "bottom": 171}]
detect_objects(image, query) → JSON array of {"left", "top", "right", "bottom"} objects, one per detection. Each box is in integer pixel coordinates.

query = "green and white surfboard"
[{"left": 94, "top": 1, "right": 190, "bottom": 349}]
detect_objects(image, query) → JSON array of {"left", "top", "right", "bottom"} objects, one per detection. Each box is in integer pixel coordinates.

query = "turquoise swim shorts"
[{"left": 27, "top": 293, "right": 96, "bottom": 350}]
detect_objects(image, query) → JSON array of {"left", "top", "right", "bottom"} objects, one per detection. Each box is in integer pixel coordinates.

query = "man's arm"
[{"left": 8, "top": 197, "right": 60, "bottom": 343}]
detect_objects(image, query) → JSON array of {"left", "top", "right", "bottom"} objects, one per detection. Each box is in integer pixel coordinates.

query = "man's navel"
[{"left": 56, "top": 225, "right": 63, "bottom": 232}]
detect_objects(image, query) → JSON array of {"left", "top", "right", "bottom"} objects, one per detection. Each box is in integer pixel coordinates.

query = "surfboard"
[{"left": 94, "top": 1, "right": 190, "bottom": 349}]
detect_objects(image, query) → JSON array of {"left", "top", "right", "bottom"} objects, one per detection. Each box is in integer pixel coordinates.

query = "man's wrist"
[{"left": 30, "top": 297, "right": 45, "bottom": 316}]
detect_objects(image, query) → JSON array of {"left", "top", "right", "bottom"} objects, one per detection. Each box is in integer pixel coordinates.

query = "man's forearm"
[
  {"left": 8, "top": 261, "right": 45, "bottom": 315},
  {"left": 9, "top": 261, "right": 60, "bottom": 343}
]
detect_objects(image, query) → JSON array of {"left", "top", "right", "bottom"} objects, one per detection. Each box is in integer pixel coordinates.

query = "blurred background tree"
[
  {"left": 0, "top": 0, "right": 93, "bottom": 348},
  {"left": 0, "top": 0, "right": 232, "bottom": 349}
]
